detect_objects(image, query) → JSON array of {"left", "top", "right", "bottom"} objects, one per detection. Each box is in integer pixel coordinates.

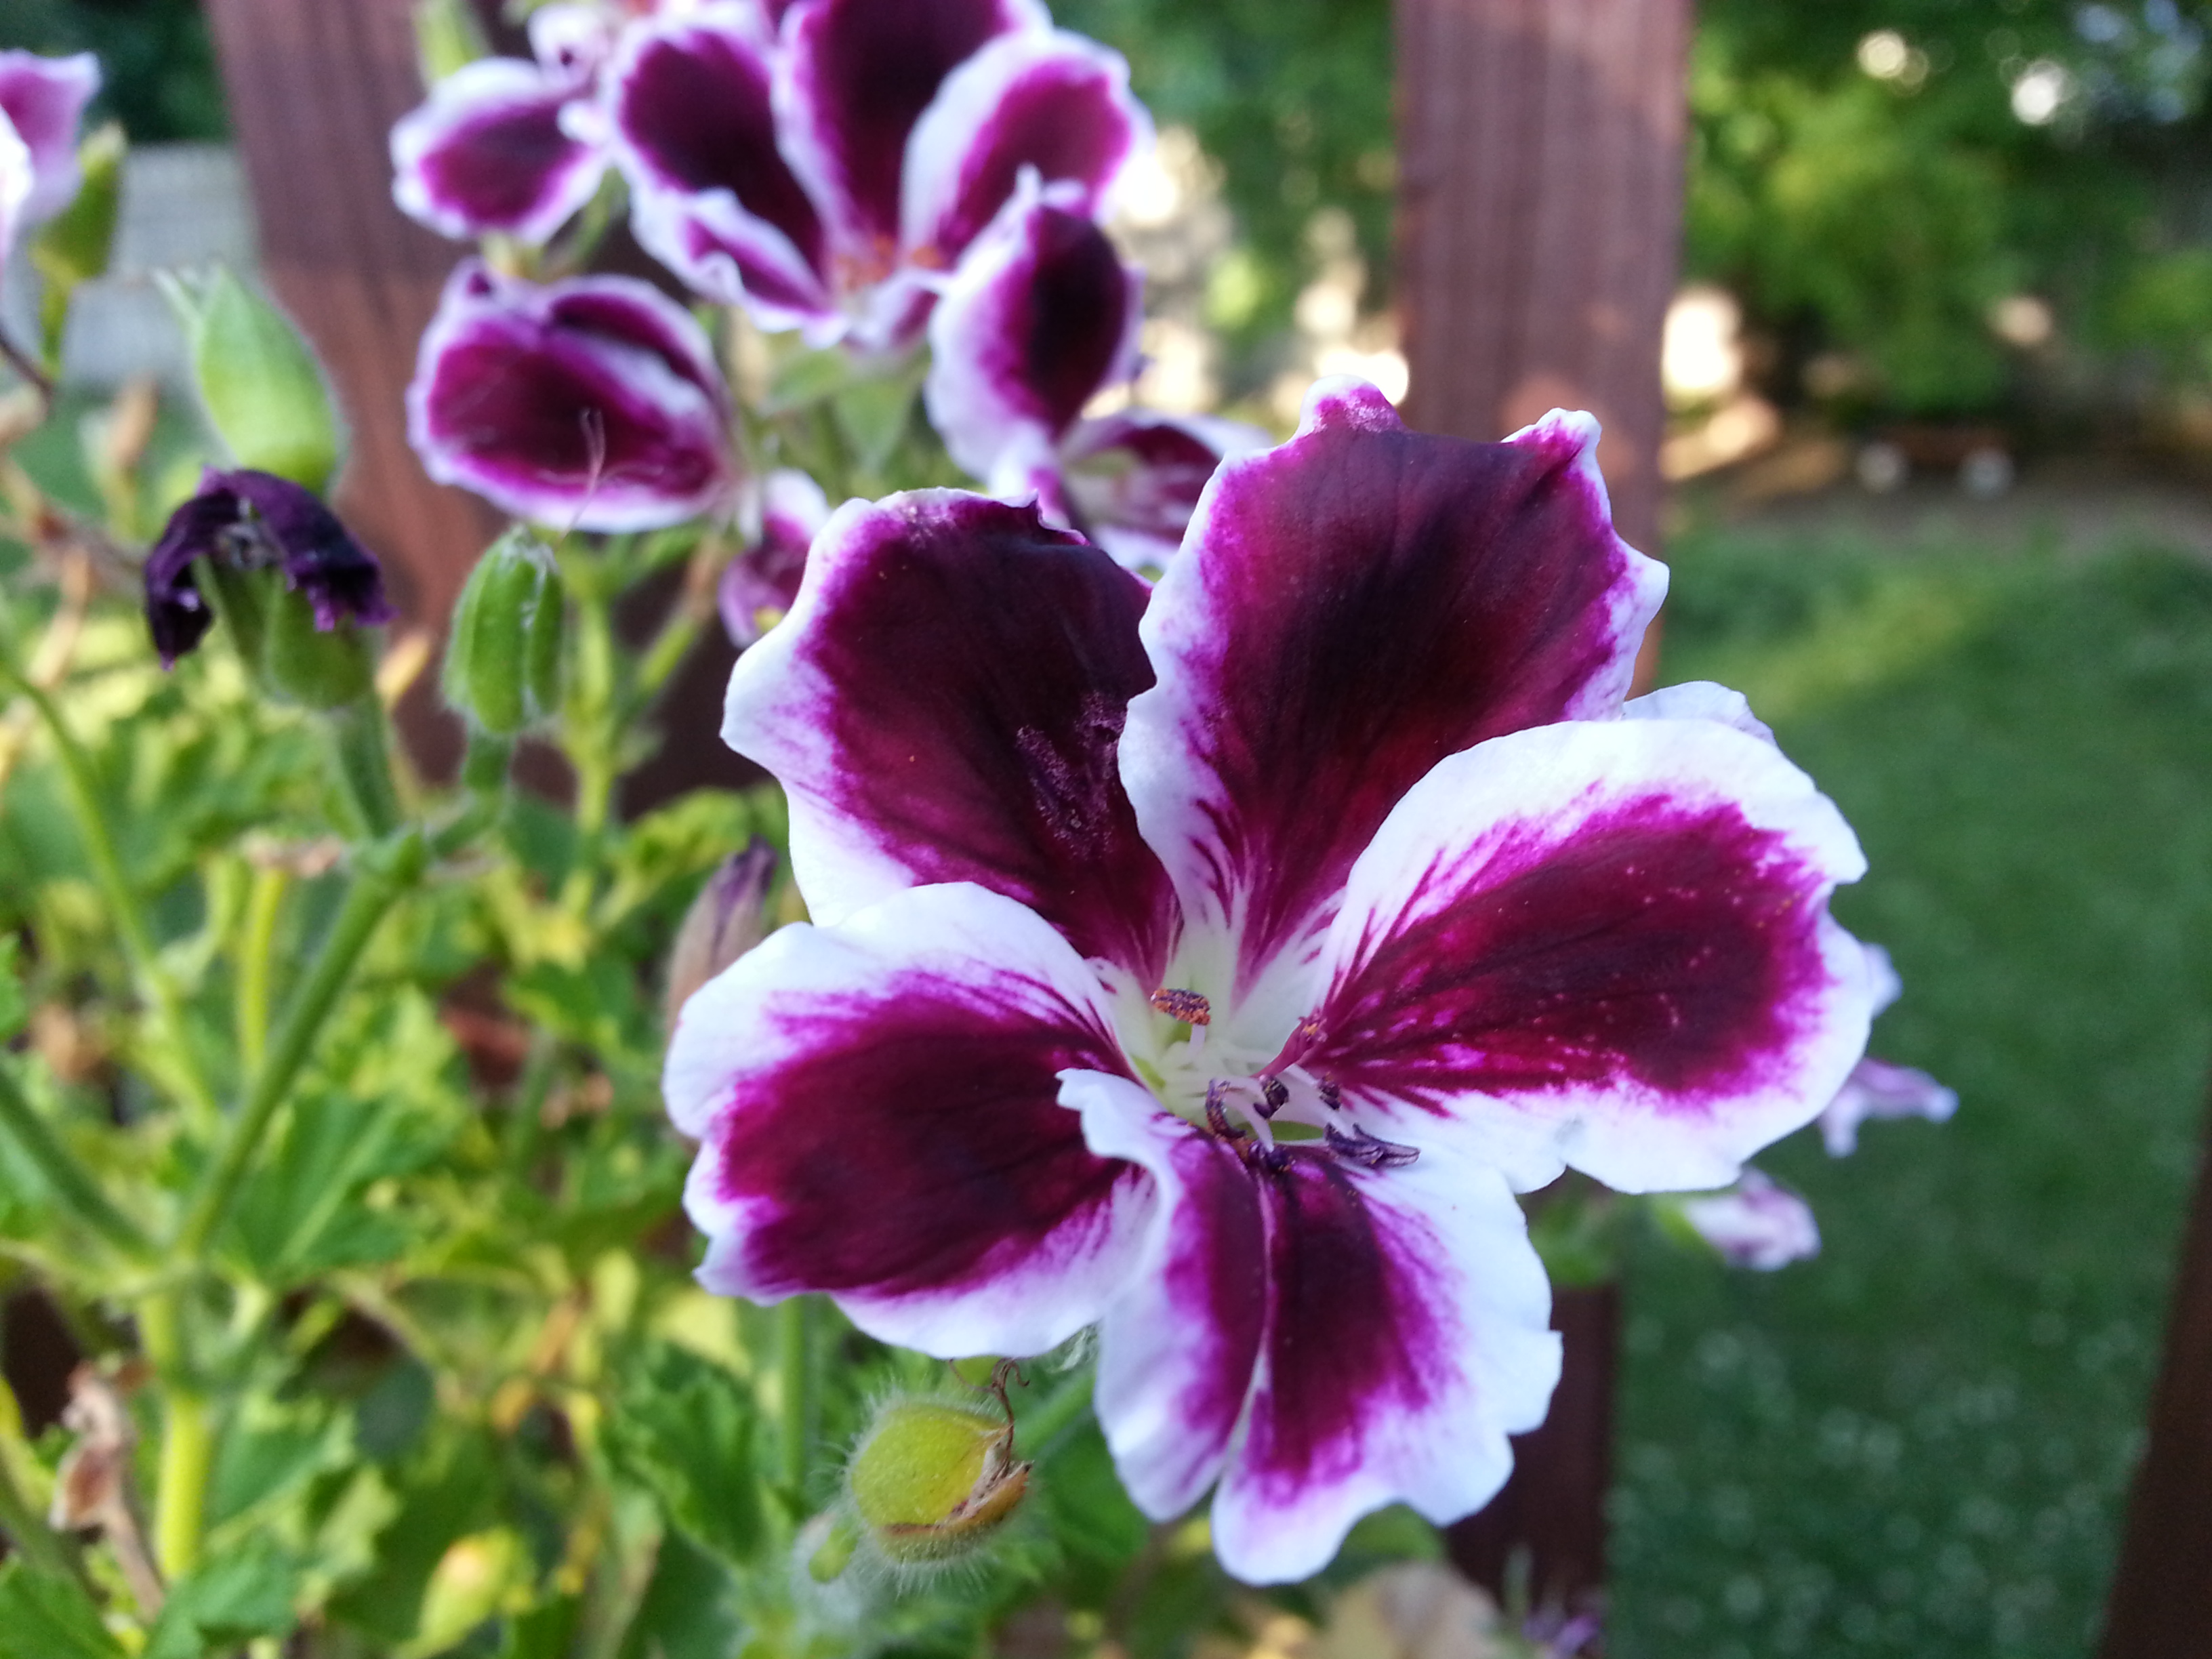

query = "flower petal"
[
  {"left": 719, "top": 468, "right": 830, "bottom": 647},
  {"left": 900, "top": 28, "right": 1149, "bottom": 270},
  {"left": 1076, "top": 1075, "right": 1559, "bottom": 1584},
  {"left": 0, "top": 119, "right": 33, "bottom": 294},
  {"left": 1121, "top": 380, "right": 1668, "bottom": 990},
  {"left": 391, "top": 59, "right": 607, "bottom": 243},
  {"left": 665, "top": 882, "right": 1151, "bottom": 1356},
  {"left": 608, "top": 9, "right": 834, "bottom": 327},
  {"left": 0, "top": 51, "right": 98, "bottom": 223},
  {"left": 1624, "top": 679, "right": 1774, "bottom": 745},
  {"left": 1818, "top": 1055, "right": 1958, "bottom": 1157},
  {"left": 777, "top": 0, "right": 1044, "bottom": 251},
  {"left": 1679, "top": 1169, "right": 1821, "bottom": 1270},
  {"left": 1309, "top": 716, "right": 1873, "bottom": 1193},
  {"left": 722, "top": 489, "right": 1179, "bottom": 981},
  {"left": 1061, "top": 410, "right": 1270, "bottom": 573},
  {"left": 924, "top": 187, "right": 1142, "bottom": 480},
  {"left": 220, "top": 469, "right": 396, "bottom": 631},
  {"left": 407, "top": 262, "right": 735, "bottom": 531}
]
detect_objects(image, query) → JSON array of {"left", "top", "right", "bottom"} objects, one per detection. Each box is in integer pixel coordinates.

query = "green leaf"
[
  {"left": 144, "top": 1543, "right": 301, "bottom": 1659},
  {"left": 498, "top": 1595, "right": 581, "bottom": 1659},
  {"left": 763, "top": 345, "right": 856, "bottom": 413},
  {"left": 208, "top": 1395, "right": 352, "bottom": 1533},
  {"left": 832, "top": 371, "right": 921, "bottom": 476},
  {"left": 226, "top": 1092, "right": 443, "bottom": 1282},
  {"left": 30, "top": 125, "right": 125, "bottom": 356},
  {"left": 161, "top": 266, "right": 342, "bottom": 491},
  {"left": 0, "top": 938, "right": 27, "bottom": 1044},
  {"left": 614, "top": 1531, "right": 743, "bottom": 1659},
  {"left": 602, "top": 1340, "right": 764, "bottom": 1565},
  {"left": 0, "top": 1561, "right": 126, "bottom": 1659}
]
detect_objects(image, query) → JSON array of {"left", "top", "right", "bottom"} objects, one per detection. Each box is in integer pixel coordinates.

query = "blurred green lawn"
[{"left": 1610, "top": 522, "right": 2212, "bottom": 1656}]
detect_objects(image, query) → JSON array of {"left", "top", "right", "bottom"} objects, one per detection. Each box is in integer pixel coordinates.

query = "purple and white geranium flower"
[
  {"left": 407, "top": 260, "right": 737, "bottom": 531},
  {"left": 663, "top": 379, "right": 1878, "bottom": 1582},
  {"left": 606, "top": 0, "right": 1149, "bottom": 347},
  {"left": 925, "top": 182, "right": 1267, "bottom": 570},
  {"left": 0, "top": 50, "right": 99, "bottom": 288},
  {"left": 390, "top": 4, "right": 621, "bottom": 245},
  {"left": 720, "top": 468, "right": 832, "bottom": 648}
]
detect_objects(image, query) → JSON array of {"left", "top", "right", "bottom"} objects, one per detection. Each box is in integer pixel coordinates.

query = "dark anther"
[
  {"left": 1204, "top": 1080, "right": 1246, "bottom": 1142},
  {"left": 1150, "top": 987, "right": 1212, "bottom": 1026},
  {"left": 1317, "top": 1078, "right": 1343, "bottom": 1111},
  {"left": 1324, "top": 1123, "right": 1420, "bottom": 1170},
  {"left": 1259, "top": 1076, "right": 1288, "bottom": 1118}
]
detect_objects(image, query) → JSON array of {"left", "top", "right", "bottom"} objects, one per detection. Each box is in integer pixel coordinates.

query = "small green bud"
[
  {"left": 847, "top": 1395, "right": 1030, "bottom": 1568},
  {"left": 161, "top": 267, "right": 342, "bottom": 491},
  {"left": 443, "top": 530, "right": 565, "bottom": 737},
  {"left": 205, "top": 562, "right": 376, "bottom": 710},
  {"left": 32, "top": 123, "right": 124, "bottom": 355}
]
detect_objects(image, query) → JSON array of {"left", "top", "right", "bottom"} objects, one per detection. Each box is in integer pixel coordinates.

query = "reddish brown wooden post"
[
  {"left": 2098, "top": 1080, "right": 2212, "bottom": 1658},
  {"left": 201, "top": 0, "right": 501, "bottom": 770},
  {"left": 1394, "top": 0, "right": 1691, "bottom": 1614}
]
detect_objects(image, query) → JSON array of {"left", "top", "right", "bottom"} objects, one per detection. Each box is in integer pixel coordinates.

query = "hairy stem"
[
  {"left": 235, "top": 867, "right": 287, "bottom": 1077},
  {"left": 139, "top": 1292, "right": 207, "bottom": 1583},
  {"left": 778, "top": 1295, "right": 821, "bottom": 1498},
  {"left": 0, "top": 1062, "right": 150, "bottom": 1259},
  {"left": 0, "top": 668, "right": 220, "bottom": 1129}
]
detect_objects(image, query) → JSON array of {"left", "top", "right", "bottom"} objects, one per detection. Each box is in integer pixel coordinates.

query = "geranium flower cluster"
[
  {"left": 392, "top": 0, "right": 1261, "bottom": 561},
  {"left": 665, "top": 380, "right": 1883, "bottom": 1581}
]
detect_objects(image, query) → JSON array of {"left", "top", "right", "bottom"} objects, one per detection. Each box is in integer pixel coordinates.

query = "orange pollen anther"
[{"left": 1150, "top": 987, "right": 1212, "bottom": 1026}]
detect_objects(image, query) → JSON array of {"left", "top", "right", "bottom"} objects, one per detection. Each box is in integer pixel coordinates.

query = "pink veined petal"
[
  {"left": 666, "top": 882, "right": 1152, "bottom": 1357},
  {"left": 1060, "top": 409, "right": 1271, "bottom": 574},
  {"left": 607, "top": 9, "right": 835, "bottom": 327},
  {"left": 0, "top": 51, "right": 98, "bottom": 225},
  {"left": 407, "top": 262, "right": 735, "bottom": 531},
  {"left": 924, "top": 186, "right": 1143, "bottom": 481},
  {"left": 720, "top": 468, "right": 831, "bottom": 647},
  {"left": 1679, "top": 1168, "right": 1821, "bottom": 1270},
  {"left": 1818, "top": 1055, "right": 1958, "bottom": 1157},
  {"left": 391, "top": 58, "right": 608, "bottom": 244},
  {"left": 1121, "top": 379, "right": 1669, "bottom": 994},
  {"left": 722, "top": 489, "right": 1180, "bottom": 982},
  {"left": 1073, "top": 1073, "right": 1559, "bottom": 1586},
  {"left": 900, "top": 28, "right": 1151, "bottom": 271},
  {"left": 1309, "top": 716, "right": 1874, "bottom": 1195},
  {"left": 777, "top": 0, "right": 1045, "bottom": 253},
  {"left": 1623, "top": 680, "right": 1776, "bottom": 746}
]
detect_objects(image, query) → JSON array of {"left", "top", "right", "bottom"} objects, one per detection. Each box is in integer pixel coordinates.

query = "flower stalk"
[{"left": 0, "top": 1061, "right": 152, "bottom": 1261}]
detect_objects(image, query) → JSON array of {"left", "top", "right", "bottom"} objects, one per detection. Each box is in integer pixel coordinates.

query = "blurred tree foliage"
[
  {"left": 0, "top": 0, "right": 226, "bottom": 142},
  {"left": 20, "top": 0, "right": 2212, "bottom": 417}
]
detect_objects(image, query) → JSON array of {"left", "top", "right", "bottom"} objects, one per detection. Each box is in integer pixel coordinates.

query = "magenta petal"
[
  {"left": 666, "top": 884, "right": 1151, "bottom": 1356},
  {"left": 609, "top": 11, "right": 833, "bottom": 326},
  {"left": 924, "top": 190, "right": 1141, "bottom": 480},
  {"left": 720, "top": 469, "right": 830, "bottom": 647},
  {"left": 900, "top": 29, "right": 1149, "bottom": 268},
  {"left": 1061, "top": 410, "right": 1270, "bottom": 573},
  {"left": 724, "top": 489, "right": 1179, "bottom": 981},
  {"left": 1311, "top": 718, "right": 1873, "bottom": 1194},
  {"left": 391, "top": 59, "right": 606, "bottom": 243},
  {"left": 407, "top": 262, "right": 735, "bottom": 531},
  {"left": 0, "top": 51, "right": 98, "bottom": 224},
  {"left": 1122, "top": 381, "right": 1669, "bottom": 986},
  {"left": 1076, "top": 1075, "right": 1559, "bottom": 1585},
  {"left": 779, "top": 0, "right": 1043, "bottom": 249},
  {"left": 1818, "top": 1055, "right": 1958, "bottom": 1157}
]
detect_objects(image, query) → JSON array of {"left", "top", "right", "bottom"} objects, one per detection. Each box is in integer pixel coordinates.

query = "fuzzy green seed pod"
[
  {"left": 443, "top": 530, "right": 565, "bottom": 737},
  {"left": 846, "top": 1397, "right": 1030, "bottom": 1568}
]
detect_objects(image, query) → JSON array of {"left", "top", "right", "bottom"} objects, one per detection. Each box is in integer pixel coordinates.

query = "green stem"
[
  {"left": 0, "top": 1062, "right": 150, "bottom": 1259},
  {"left": 173, "top": 836, "right": 421, "bottom": 1259},
  {"left": 0, "top": 668, "right": 218, "bottom": 1129},
  {"left": 632, "top": 603, "right": 703, "bottom": 701},
  {"left": 235, "top": 867, "right": 286, "bottom": 1078},
  {"left": 777, "top": 1295, "right": 821, "bottom": 1497},
  {"left": 322, "top": 697, "right": 404, "bottom": 841},
  {"left": 502, "top": 1032, "right": 558, "bottom": 1185},
  {"left": 1014, "top": 1366, "right": 1096, "bottom": 1462},
  {"left": 568, "top": 577, "right": 619, "bottom": 842},
  {"left": 140, "top": 1292, "right": 209, "bottom": 1581},
  {"left": 0, "top": 1418, "right": 91, "bottom": 1591}
]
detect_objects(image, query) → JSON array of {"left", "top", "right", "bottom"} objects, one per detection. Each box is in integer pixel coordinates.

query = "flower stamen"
[{"left": 1323, "top": 1123, "right": 1420, "bottom": 1170}]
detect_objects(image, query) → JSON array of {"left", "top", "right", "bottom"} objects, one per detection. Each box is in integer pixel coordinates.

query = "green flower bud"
[
  {"left": 205, "top": 562, "right": 377, "bottom": 710},
  {"left": 443, "top": 530, "right": 565, "bottom": 737},
  {"left": 846, "top": 1395, "right": 1030, "bottom": 1568},
  {"left": 160, "top": 266, "right": 342, "bottom": 492}
]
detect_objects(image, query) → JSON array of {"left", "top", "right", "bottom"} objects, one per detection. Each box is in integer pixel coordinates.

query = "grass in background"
[{"left": 1610, "top": 529, "right": 2212, "bottom": 1656}]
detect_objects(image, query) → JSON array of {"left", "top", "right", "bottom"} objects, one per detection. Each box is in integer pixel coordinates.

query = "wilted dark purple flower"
[
  {"left": 144, "top": 469, "right": 395, "bottom": 667},
  {"left": 407, "top": 260, "right": 737, "bottom": 531},
  {"left": 924, "top": 188, "right": 1265, "bottom": 569}
]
